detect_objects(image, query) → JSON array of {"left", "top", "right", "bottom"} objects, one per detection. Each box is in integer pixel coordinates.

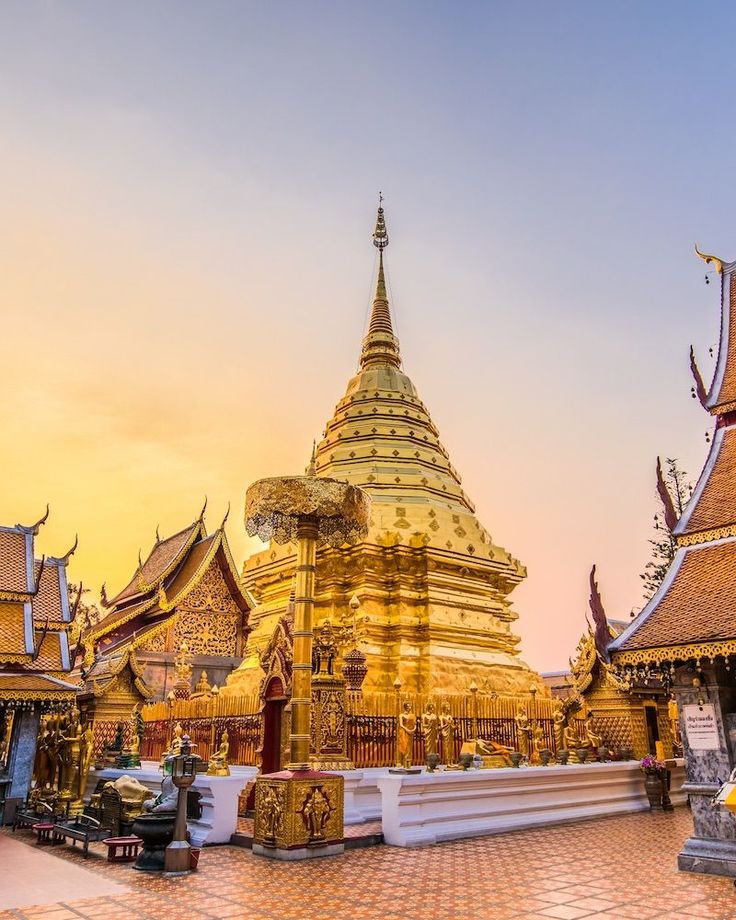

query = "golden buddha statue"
[
  {"left": 584, "top": 713, "right": 603, "bottom": 750},
  {"left": 552, "top": 699, "right": 566, "bottom": 753},
  {"left": 421, "top": 702, "right": 439, "bottom": 757},
  {"left": 80, "top": 722, "right": 95, "bottom": 788},
  {"left": 207, "top": 730, "right": 231, "bottom": 776},
  {"left": 515, "top": 705, "right": 533, "bottom": 760},
  {"left": 397, "top": 700, "right": 416, "bottom": 769},
  {"left": 59, "top": 712, "right": 83, "bottom": 802},
  {"left": 438, "top": 701, "right": 455, "bottom": 764},
  {"left": 161, "top": 722, "right": 184, "bottom": 766},
  {"left": 33, "top": 721, "right": 54, "bottom": 791},
  {"left": 563, "top": 723, "right": 583, "bottom": 762}
]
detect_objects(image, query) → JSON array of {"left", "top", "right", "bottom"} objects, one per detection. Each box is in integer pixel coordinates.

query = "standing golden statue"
[
  {"left": 59, "top": 711, "right": 84, "bottom": 805},
  {"left": 515, "top": 704, "right": 533, "bottom": 760},
  {"left": 397, "top": 700, "right": 416, "bottom": 769},
  {"left": 80, "top": 721, "right": 95, "bottom": 789},
  {"left": 552, "top": 699, "right": 566, "bottom": 753},
  {"left": 438, "top": 701, "right": 455, "bottom": 764},
  {"left": 421, "top": 702, "right": 439, "bottom": 758},
  {"left": 33, "top": 718, "right": 55, "bottom": 791}
]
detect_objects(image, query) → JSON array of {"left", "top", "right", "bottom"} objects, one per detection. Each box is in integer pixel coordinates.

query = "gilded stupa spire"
[{"left": 361, "top": 198, "right": 401, "bottom": 369}]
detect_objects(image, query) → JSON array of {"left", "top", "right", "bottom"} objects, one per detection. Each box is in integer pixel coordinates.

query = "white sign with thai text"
[{"left": 683, "top": 703, "right": 720, "bottom": 751}]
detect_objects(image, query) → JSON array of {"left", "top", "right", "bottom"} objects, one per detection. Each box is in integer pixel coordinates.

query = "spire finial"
[
  {"left": 361, "top": 199, "right": 400, "bottom": 369},
  {"left": 373, "top": 195, "right": 389, "bottom": 252},
  {"left": 306, "top": 441, "right": 317, "bottom": 476}
]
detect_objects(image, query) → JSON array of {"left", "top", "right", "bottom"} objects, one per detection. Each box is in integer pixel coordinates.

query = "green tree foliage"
[{"left": 640, "top": 458, "right": 692, "bottom": 601}]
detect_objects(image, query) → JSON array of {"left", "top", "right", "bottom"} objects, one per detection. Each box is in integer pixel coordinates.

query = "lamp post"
[
  {"left": 246, "top": 471, "right": 370, "bottom": 859},
  {"left": 164, "top": 734, "right": 199, "bottom": 875}
]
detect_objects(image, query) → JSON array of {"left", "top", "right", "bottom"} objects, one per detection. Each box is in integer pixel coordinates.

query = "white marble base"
[
  {"left": 88, "top": 762, "right": 258, "bottom": 848},
  {"left": 377, "top": 760, "right": 686, "bottom": 848},
  {"left": 331, "top": 768, "right": 383, "bottom": 825}
]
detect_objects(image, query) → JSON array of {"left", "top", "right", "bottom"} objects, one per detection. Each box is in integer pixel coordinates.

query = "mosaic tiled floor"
[{"left": 1, "top": 808, "right": 735, "bottom": 919}]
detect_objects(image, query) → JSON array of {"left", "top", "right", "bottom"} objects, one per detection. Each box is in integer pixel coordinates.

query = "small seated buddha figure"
[
  {"left": 160, "top": 722, "right": 184, "bottom": 767},
  {"left": 207, "top": 730, "right": 230, "bottom": 776},
  {"left": 563, "top": 723, "right": 583, "bottom": 763}
]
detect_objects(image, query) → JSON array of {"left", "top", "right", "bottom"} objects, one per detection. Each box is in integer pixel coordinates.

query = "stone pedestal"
[
  {"left": 673, "top": 663, "right": 736, "bottom": 878},
  {"left": 252, "top": 770, "right": 344, "bottom": 860}
]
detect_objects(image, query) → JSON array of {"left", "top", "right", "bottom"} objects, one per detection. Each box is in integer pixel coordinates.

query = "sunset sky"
[{"left": 2, "top": 3, "right": 735, "bottom": 671}]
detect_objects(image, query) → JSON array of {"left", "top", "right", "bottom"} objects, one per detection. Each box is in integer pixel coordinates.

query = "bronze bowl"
[{"left": 132, "top": 811, "right": 176, "bottom": 871}]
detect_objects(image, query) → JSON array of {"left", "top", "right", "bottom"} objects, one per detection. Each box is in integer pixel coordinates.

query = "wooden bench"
[
  {"left": 101, "top": 835, "right": 143, "bottom": 862},
  {"left": 14, "top": 799, "right": 64, "bottom": 832},
  {"left": 53, "top": 815, "right": 112, "bottom": 858}
]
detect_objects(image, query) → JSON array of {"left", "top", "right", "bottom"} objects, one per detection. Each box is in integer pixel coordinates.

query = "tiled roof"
[
  {"left": 0, "top": 672, "right": 78, "bottom": 695},
  {"left": 92, "top": 596, "right": 158, "bottom": 639},
  {"left": 0, "top": 603, "right": 31, "bottom": 656},
  {"left": 163, "top": 534, "right": 217, "bottom": 602},
  {"left": 29, "top": 631, "right": 66, "bottom": 671},
  {"left": 615, "top": 539, "right": 736, "bottom": 651},
  {"left": 0, "top": 530, "right": 29, "bottom": 594},
  {"left": 33, "top": 560, "right": 67, "bottom": 622},
  {"left": 679, "top": 425, "right": 736, "bottom": 536},
  {"left": 110, "top": 521, "right": 202, "bottom": 604}
]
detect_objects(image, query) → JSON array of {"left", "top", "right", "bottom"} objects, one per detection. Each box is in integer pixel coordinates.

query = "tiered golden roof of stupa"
[{"left": 227, "top": 205, "right": 536, "bottom": 695}]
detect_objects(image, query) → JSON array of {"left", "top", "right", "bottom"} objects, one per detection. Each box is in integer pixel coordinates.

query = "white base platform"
[
  {"left": 376, "top": 760, "right": 686, "bottom": 847},
  {"left": 333, "top": 768, "right": 383, "bottom": 825},
  {"left": 88, "top": 762, "right": 257, "bottom": 847}
]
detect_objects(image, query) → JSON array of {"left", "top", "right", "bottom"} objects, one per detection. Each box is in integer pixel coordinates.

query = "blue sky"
[{"left": 1, "top": 2, "right": 734, "bottom": 668}]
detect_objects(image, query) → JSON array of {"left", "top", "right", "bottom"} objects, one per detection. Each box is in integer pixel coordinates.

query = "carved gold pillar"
[
  {"left": 244, "top": 471, "right": 370, "bottom": 860},
  {"left": 288, "top": 517, "right": 317, "bottom": 770}
]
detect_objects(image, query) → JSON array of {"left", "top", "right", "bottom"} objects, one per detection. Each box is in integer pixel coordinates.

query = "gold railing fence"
[{"left": 141, "top": 690, "right": 585, "bottom": 768}]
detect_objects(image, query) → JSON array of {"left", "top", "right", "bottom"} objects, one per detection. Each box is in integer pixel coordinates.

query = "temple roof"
[
  {"left": 0, "top": 671, "right": 78, "bottom": 701},
  {"left": 610, "top": 538, "right": 736, "bottom": 662},
  {"left": 700, "top": 253, "right": 736, "bottom": 414},
  {"left": 0, "top": 529, "right": 33, "bottom": 594},
  {"left": 0, "top": 511, "right": 77, "bottom": 675},
  {"left": 90, "top": 510, "right": 251, "bottom": 645},
  {"left": 108, "top": 516, "right": 206, "bottom": 606},
  {"left": 609, "top": 250, "right": 736, "bottom": 667},
  {"left": 674, "top": 424, "right": 736, "bottom": 543}
]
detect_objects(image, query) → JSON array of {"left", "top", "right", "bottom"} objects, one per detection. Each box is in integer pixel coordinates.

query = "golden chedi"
[{"left": 226, "top": 204, "right": 538, "bottom": 695}]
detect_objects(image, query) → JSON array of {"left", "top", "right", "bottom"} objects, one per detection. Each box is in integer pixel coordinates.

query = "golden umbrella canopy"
[{"left": 244, "top": 475, "right": 370, "bottom": 547}]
